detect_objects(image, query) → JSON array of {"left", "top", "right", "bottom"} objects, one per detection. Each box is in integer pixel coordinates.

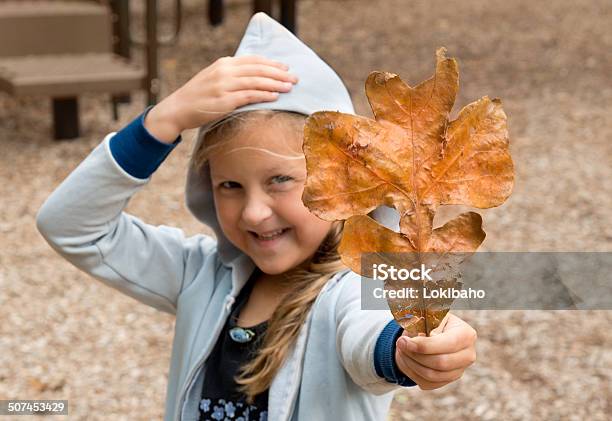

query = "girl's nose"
[{"left": 241, "top": 195, "right": 273, "bottom": 227}]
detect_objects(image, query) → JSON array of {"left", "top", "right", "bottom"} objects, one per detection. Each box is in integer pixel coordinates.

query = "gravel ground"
[{"left": 1, "top": 0, "right": 610, "bottom": 420}]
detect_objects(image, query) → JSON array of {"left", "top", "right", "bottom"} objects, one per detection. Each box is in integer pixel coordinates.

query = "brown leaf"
[
  {"left": 28, "top": 377, "right": 47, "bottom": 392},
  {"left": 302, "top": 48, "right": 514, "bottom": 335},
  {"left": 27, "top": 376, "right": 65, "bottom": 392}
]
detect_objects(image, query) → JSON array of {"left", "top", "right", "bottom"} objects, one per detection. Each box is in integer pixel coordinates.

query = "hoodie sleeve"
[
  {"left": 334, "top": 270, "right": 416, "bottom": 395},
  {"left": 36, "top": 111, "right": 218, "bottom": 315}
]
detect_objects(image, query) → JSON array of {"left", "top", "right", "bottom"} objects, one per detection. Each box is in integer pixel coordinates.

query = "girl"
[{"left": 36, "top": 13, "right": 477, "bottom": 421}]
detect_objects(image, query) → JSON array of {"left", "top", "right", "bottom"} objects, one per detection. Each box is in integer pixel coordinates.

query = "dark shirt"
[{"left": 199, "top": 275, "right": 269, "bottom": 421}]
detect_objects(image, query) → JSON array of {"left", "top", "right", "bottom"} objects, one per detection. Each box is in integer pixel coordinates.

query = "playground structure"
[{"left": 0, "top": 0, "right": 297, "bottom": 140}]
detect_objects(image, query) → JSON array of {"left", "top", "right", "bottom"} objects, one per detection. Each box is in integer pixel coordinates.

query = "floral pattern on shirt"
[{"left": 199, "top": 397, "right": 267, "bottom": 421}]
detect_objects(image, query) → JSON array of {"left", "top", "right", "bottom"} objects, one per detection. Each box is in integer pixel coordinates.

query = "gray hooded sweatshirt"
[{"left": 36, "top": 12, "right": 409, "bottom": 421}]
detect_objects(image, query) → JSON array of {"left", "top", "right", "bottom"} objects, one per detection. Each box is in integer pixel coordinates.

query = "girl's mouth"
[{"left": 248, "top": 227, "right": 291, "bottom": 244}]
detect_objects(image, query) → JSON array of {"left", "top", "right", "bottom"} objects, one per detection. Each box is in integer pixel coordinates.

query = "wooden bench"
[{"left": 0, "top": 1, "right": 144, "bottom": 139}]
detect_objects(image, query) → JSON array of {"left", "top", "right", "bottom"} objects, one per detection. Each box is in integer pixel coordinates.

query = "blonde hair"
[
  {"left": 190, "top": 110, "right": 347, "bottom": 403},
  {"left": 192, "top": 110, "right": 305, "bottom": 167}
]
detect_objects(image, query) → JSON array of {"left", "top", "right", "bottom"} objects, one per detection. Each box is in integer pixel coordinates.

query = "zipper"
[
  {"left": 278, "top": 322, "right": 308, "bottom": 421},
  {"left": 173, "top": 294, "right": 235, "bottom": 421},
  {"left": 277, "top": 279, "right": 331, "bottom": 421}
]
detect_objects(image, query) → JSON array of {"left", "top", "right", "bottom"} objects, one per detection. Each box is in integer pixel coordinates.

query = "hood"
[{"left": 185, "top": 12, "right": 399, "bottom": 266}]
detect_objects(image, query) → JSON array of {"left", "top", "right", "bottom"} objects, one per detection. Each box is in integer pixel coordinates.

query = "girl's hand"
[
  {"left": 395, "top": 313, "right": 477, "bottom": 390},
  {"left": 144, "top": 55, "right": 299, "bottom": 143}
]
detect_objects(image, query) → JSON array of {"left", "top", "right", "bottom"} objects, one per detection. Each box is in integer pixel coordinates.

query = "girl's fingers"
[
  {"left": 398, "top": 343, "right": 477, "bottom": 371},
  {"left": 230, "top": 54, "right": 289, "bottom": 70},
  {"left": 393, "top": 359, "right": 454, "bottom": 390},
  {"left": 400, "top": 317, "right": 477, "bottom": 355},
  {"left": 225, "top": 90, "right": 280, "bottom": 108},
  {"left": 395, "top": 347, "right": 467, "bottom": 383},
  {"left": 225, "top": 76, "right": 294, "bottom": 93},
  {"left": 231, "top": 64, "right": 299, "bottom": 83}
]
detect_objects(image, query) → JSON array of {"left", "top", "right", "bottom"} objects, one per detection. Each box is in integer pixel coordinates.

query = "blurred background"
[{"left": 0, "top": 0, "right": 610, "bottom": 419}]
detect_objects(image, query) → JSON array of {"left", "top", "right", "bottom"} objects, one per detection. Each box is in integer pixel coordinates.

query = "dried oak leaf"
[{"left": 302, "top": 48, "right": 514, "bottom": 335}]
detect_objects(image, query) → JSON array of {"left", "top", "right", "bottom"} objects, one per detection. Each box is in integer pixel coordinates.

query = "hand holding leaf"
[{"left": 395, "top": 313, "right": 478, "bottom": 390}]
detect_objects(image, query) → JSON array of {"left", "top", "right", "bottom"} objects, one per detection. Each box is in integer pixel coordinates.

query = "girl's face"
[{"left": 208, "top": 118, "right": 333, "bottom": 275}]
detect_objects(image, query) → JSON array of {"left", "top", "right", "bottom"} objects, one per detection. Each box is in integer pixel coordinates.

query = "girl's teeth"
[{"left": 256, "top": 229, "right": 285, "bottom": 239}]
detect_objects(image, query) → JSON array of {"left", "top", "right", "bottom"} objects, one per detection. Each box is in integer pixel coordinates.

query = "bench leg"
[
  {"left": 280, "top": 0, "right": 297, "bottom": 34},
  {"left": 209, "top": 0, "right": 224, "bottom": 26},
  {"left": 52, "top": 97, "right": 80, "bottom": 140}
]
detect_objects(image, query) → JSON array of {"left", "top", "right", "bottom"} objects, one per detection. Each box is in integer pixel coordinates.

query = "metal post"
[
  {"left": 280, "top": 0, "right": 297, "bottom": 34},
  {"left": 209, "top": 0, "right": 223, "bottom": 26},
  {"left": 146, "top": 0, "right": 159, "bottom": 105},
  {"left": 111, "top": 0, "right": 131, "bottom": 59},
  {"left": 110, "top": 0, "right": 132, "bottom": 119}
]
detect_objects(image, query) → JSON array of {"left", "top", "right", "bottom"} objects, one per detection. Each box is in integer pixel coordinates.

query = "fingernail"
[
  {"left": 397, "top": 338, "right": 408, "bottom": 352},
  {"left": 283, "top": 82, "right": 292, "bottom": 89},
  {"left": 396, "top": 338, "right": 405, "bottom": 352},
  {"left": 401, "top": 338, "right": 418, "bottom": 352}
]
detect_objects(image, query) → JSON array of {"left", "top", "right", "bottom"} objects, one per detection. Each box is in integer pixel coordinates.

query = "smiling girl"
[{"left": 36, "top": 13, "right": 477, "bottom": 421}]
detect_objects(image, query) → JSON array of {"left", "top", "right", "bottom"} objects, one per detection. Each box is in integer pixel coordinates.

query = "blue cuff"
[
  {"left": 109, "top": 106, "right": 182, "bottom": 179},
  {"left": 374, "top": 319, "right": 417, "bottom": 387}
]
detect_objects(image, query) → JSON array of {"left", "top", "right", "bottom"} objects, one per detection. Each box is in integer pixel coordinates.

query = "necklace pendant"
[{"left": 229, "top": 326, "right": 255, "bottom": 343}]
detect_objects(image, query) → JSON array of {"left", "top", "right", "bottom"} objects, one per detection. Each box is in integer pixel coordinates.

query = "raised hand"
[{"left": 144, "top": 55, "right": 299, "bottom": 143}]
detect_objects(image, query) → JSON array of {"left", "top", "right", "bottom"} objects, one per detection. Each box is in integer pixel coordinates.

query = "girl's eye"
[
  {"left": 271, "top": 175, "right": 293, "bottom": 184},
  {"left": 219, "top": 181, "right": 241, "bottom": 189}
]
